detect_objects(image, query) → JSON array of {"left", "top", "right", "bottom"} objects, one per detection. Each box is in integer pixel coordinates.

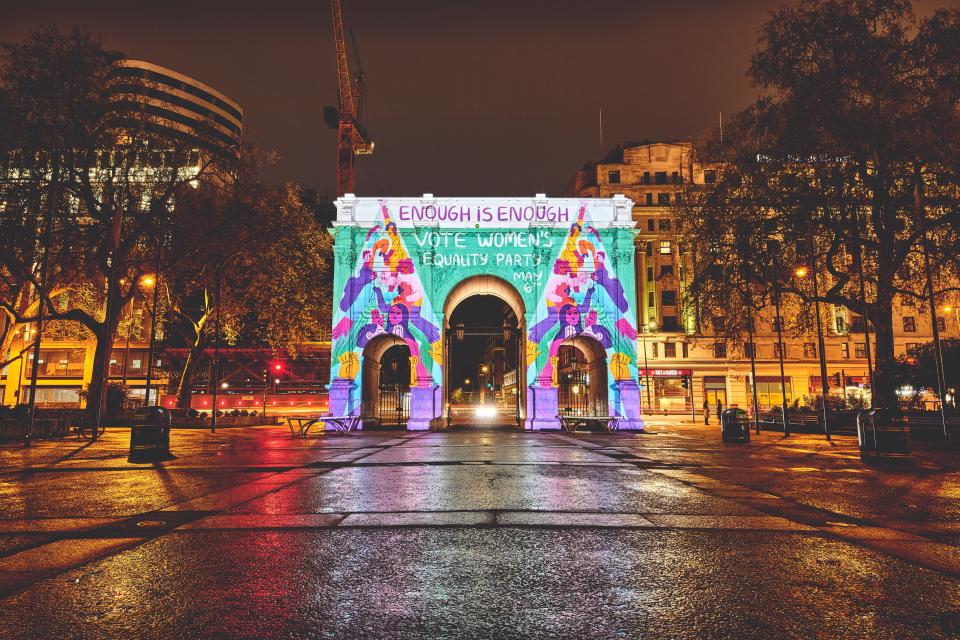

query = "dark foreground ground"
[{"left": 0, "top": 420, "right": 958, "bottom": 639}]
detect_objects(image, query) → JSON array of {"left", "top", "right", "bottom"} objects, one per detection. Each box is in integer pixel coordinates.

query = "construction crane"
[{"left": 324, "top": 0, "right": 374, "bottom": 197}]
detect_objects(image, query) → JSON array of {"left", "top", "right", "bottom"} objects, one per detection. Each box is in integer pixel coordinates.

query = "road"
[{"left": 0, "top": 421, "right": 957, "bottom": 639}]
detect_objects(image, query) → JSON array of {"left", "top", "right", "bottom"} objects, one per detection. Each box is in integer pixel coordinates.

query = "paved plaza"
[{"left": 0, "top": 421, "right": 958, "bottom": 639}]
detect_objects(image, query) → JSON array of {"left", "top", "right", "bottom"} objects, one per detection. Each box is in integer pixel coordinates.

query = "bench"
[
  {"left": 559, "top": 415, "right": 619, "bottom": 434},
  {"left": 285, "top": 415, "right": 361, "bottom": 438},
  {"left": 758, "top": 411, "right": 822, "bottom": 433}
]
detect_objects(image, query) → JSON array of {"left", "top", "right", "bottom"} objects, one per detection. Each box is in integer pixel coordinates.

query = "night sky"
[{"left": 3, "top": 0, "right": 956, "bottom": 197}]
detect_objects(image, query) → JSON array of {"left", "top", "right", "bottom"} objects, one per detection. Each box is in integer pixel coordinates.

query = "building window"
[
  {"left": 671, "top": 171, "right": 681, "bottom": 184},
  {"left": 645, "top": 193, "right": 653, "bottom": 206},
  {"left": 803, "top": 343, "right": 817, "bottom": 359},
  {"left": 674, "top": 192, "right": 682, "bottom": 205},
  {"left": 704, "top": 170, "right": 717, "bottom": 184},
  {"left": 662, "top": 316, "right": 679, "bottom": 332},
  {"left": 645, "top": 241, "right": 653, "bottom": 257},
  {"left": 607, "top": 170, "right": 620, "bottom": 184},
  {"left": 659, "top": 240, "right": 672, "bottom": 255},
  {"left": 648, "top": 291, "right": 655, "bottom": 308},
  {"left": 647, "top": 218, "right": 655, "bottom": 231},
  {"left": 682, "top": 342, "right": 689, "bottom": 358},
  {"left": 713, "top": 342, "right": 727, "bottom": 358},
  {"left": 657, "top": 193, "right": 670, "bottom": 205},
  {"left": 855, "top": 343, "right": 867, "bottom": 358},
  {"left": 836, "top": 316, "right": 847, "bottom": 333},
  {"left": 772, "top": 316, "right": 784, "bottom": 331},
  {"left": 773, "top": 343, "right": 787, "bottom": 359},
  {"left": 658, "top": 218, "right": 671, "bottom": 231},
  {"left": 651, "top": 342, "right": 658, "bottom": 358},
  {"left": 655, "top": 171, "right": 667, "bottom": 184},
  {"left": 753, "top": 378, "right": 795, "bottom": 408},
  {"left": 663, "top": 342, "right": 677, "bottom": 358},
  {"left": 646, "top": 266, "right": 654, "bottom": 281},
  {"left": 903, "top": 316, "right": 917, "bottom": 332},
  {"left": 642, "top": 172, "right": 651, "bottom": 184},
  {"left": 30, "top": 348, "right": 86, "bottom": 378},
  {"left": 841, "top": 343, "right": 850, "bottom": 359},
  {"left": 850, "top": 315, "right": 866, "bottom": 332},
  {"left": 660, "top": 264, "right": 674, "bottom": 277},
  {"left": 661, "top": 290, "right": 677, "bottom": 306},
  {"left": 744, "top": 342, "right": 755, "bottom": 358},
  {"left": 937, "top": 317, "right": 946, "bottom": 332},
  {"left": 905, "top": 343, "right": 920, "bottom": 355}
]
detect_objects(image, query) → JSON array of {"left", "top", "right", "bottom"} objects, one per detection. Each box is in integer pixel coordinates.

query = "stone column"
[{"left": 328, "top": 378, "right": 358, "bottom": 418}]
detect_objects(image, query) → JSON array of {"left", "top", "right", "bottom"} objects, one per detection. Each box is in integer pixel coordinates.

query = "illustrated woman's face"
[
  {"left": 388, "top": 305, "right": 404, "bottom": 326},
  {"left": 564, "top": 306, "right": 580, "bottom": 326}
]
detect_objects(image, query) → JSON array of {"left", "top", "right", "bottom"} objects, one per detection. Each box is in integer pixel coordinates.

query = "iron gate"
[
  {"left": 559, "top": 370, "right": 591, "bottom": 417},
  {"left": 378, "top": 383, "right": 410, "bottom": 427}
]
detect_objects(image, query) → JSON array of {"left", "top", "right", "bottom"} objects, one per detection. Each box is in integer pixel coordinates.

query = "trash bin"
[
  {"left": 857, "top": 408, "right": 910, "bottom": 461},
  {"left": 721, "top": 408, "right": 751, "bottom": 443},
  {"left": 128, "top": 407, "right": 171, "bottom": 462}
]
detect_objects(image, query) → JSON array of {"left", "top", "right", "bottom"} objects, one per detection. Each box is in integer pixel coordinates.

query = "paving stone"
[
  {"left": 496, "top": 511, "right": 656, "bottom": 527},
  {"left": 339, "top": 511, "right": 495, "bottom": 527}
]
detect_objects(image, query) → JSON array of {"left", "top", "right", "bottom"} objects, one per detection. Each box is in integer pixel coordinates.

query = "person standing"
[
  {"left": 715, "top": 398, "right": 723, "bottom": 425},
  {"left": 703, "top": 398, "right": 710, "bottom": 425}
]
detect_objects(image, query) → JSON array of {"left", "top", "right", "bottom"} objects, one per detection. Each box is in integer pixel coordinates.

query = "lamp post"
[
  {"left": 143, "top": 213, "right": 164, "bottom": 409},
  {"left": 795, "top": 258, "right": 831, "bottom": 441},
  {"left": 640, "top": 320, "right": 656, "bottom": 414},
  {"left": 211, "top": 264, "right": 222, "bottom": 432}
]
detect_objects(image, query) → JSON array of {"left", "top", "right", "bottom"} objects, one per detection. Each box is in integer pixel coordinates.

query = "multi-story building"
[
  {"left": 565, "top": 141, "right": 957, "bottom": 414},
  {"left": 1, "top": 60, "right": 244, "bottom": 409}
]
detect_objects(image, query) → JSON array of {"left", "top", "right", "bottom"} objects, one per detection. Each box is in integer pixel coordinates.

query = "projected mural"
[{"left": 328, "top": 196, "right": 644, "bottom": 431}]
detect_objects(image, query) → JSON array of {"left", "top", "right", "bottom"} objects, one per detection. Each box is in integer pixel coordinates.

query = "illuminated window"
[
  {"left": 841, "top": 343, "right": 850, "bottom": 359},
  {"left": 855, "top": 343, "right": 867, "bottom": 358},
  {"left": 836, "top": 316, "right": 847, "bottom": 333},
  {"left": 773, "top": 343, "right": 787, "bottom": 358},
  {"left": 664, "top": 343, "right": 676, "bottom": 358},
  {"left": 659, "top": 240, "right": 672, "bottom": 255}
]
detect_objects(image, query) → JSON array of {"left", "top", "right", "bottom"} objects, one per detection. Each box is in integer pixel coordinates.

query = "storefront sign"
[{"left": 638, "top": 369, "right": 692, "bottom": 377}]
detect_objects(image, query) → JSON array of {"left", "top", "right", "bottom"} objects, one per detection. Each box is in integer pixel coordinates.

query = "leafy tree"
[
  {"left": 895, "top": 339, "right": 960, "bottom": 409},
  {"left": 0, "top": 26, "right": 235, "bottom": 420},
  {"left": 160, "top": 153, "right": 332, "bottom": 408},
  {"left": 677, "top": 0, "right": 960, "bottom": 412}
]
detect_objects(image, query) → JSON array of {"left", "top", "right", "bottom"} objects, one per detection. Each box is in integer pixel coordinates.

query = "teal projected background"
[{"left": 329, "top": 198, "right": 640, "bottom": 422}]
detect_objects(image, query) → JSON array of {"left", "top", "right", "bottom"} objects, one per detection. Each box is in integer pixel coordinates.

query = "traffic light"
[
  {"left": 831, "top": 372, "right": 841, "bottom": 387},
  {"left": 681, "top": 377, "right": 689, "bottom": 389}
]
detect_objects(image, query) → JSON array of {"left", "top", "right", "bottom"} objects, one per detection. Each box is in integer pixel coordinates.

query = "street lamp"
[
  {"left": 142, "top": 272, "right": 161, "bottom": 410},
  {"left": 640, "top": 320, "right": 656, "bottom": 413},
  {"left": 794, "top": 258, "right": 832, "bottom": 441}
]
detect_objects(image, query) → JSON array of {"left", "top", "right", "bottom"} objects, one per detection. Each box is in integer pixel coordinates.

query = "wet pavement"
[{"left": 0, "top": 422, "right": 958, "bottom": 638}]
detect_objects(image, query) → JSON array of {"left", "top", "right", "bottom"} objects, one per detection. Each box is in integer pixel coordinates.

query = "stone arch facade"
[{"left": 327, "top": 196, "right": 645, "bottom": 431}]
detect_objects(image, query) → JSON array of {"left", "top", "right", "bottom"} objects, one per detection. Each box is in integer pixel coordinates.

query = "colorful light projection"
[{"left": 328, "top": 196, "right": 644, "bottom": 430}]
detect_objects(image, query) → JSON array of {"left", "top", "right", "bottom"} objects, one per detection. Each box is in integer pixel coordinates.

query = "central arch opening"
[{"left": 444, "top": 276, "right": 525, "bottom": 430}]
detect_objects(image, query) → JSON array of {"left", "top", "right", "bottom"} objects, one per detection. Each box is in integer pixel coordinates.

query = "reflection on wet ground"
[{"left": 0, "top": 422, "right": 958, "bottom": 639}]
